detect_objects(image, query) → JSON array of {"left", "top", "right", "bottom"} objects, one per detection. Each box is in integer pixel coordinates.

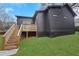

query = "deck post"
[
  {"left": 36, "top": 31, "right": 37, "bottom": 37},
  {"left": 26, "top": 31, "right": 28, "bottom": 39},
  {"left": 36, "top": 25, "right": 37, "bottom": 37}
]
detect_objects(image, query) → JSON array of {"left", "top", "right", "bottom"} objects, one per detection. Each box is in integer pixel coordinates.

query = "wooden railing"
[
  {"left": 22, "top": 24, "right": 37, "bottom": 31},
  {"left": 16, "top": 24, "right": 23, "bottom": 48},
  {"left": 17, "top": 24, "right": 23, "bottom": 38},
  {"left": 2, "top": 24, "right": 22, "bottom": 49},
  {"left": 22, "top": 24, "right": 37, "bottom": 38},
  {"left": 3, "top": 24, "right": 16, "bottom": 43}
]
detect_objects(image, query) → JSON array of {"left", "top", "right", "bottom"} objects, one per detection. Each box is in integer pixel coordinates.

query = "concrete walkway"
[{"left": 0, "top": 48, "right": 19, "bottom": 56}]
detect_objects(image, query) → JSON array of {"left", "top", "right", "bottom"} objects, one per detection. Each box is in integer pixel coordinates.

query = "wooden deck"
[{"left": 22, "top": 24, "right": 37, "bottom": 38}]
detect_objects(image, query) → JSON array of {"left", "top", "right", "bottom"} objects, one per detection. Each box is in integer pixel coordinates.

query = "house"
[
  {"left": 3, "top": 4, "right": 76, "bottom": 50},
  {"left": 2, "top": 3, "right": 76, "bottom": 50},
  {"left": 16, "top": 4, "right": 76, "bottom": 37}
]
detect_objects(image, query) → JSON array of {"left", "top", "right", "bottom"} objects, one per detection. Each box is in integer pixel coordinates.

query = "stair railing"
[
  {"left": 3, "top": 24, "right": 16, "bottom": 44},
  {"left": 17, "top": 24, "right": 23, "bottom": 37},
  {"left": 16, "top": 24, "right": 23, "bottom": 48}
]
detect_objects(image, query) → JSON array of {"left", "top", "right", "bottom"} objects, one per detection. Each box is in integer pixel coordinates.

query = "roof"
[
  {"left": 16, "top": 4, "right": 76, "bottom": 24},
  {"left": 16, "top": 16, "right": 33, "bottom": 19},
  {"left": 32, "top": 6, "right": 48, "bottom": 23},
  {"left": 64, "top": 4, "right": 76, "bottom": 16},
  {"left": 48, "top": 4, "right": 76, "bottom": 16},
  {"left": 32, "top": 4, "right": 76, "bottom": 24}
]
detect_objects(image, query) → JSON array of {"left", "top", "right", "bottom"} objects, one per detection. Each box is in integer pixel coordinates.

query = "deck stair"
[{"left": 3, "top": 24, "right": 22, "bottom": 50}]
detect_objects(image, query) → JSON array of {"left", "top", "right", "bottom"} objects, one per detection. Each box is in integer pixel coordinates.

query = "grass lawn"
[
  {"left": 15, "top": 32, "right": 79, "bottom": 56},
  {"left": 0, "top": 35, "right": 3, "bottom": 50}
]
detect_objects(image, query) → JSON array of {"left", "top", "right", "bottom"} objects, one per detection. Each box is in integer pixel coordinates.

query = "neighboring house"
[{"left": 16, "top": 4, "right": 76, "bottom": 37}]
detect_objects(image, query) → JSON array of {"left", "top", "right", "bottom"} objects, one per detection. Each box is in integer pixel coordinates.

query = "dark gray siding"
[
  {"left": 48, "top": 7, "right": 75, "bottom": 36},
  {"left": 62, "top": 7, "right": 75, "bottom": 31},
  {"left": 36, "top": 11, "right": 50, "bottom": 36},
  {"left": 48, "top": 8, "right": 64, "bottom": 31},
  {"left": 36, "top": 12, "right": 45, "bottom": 36},
  {"left": 36, "top": 5, "right": 75, "bottom": 36}
]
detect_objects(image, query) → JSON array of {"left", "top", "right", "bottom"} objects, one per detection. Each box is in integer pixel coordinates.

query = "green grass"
[
  {"left": 0, "top": 35, "right": 3, "bottom": 50},
  {"left": 15, "top": 32, "right": 79, "bottom": 56}
]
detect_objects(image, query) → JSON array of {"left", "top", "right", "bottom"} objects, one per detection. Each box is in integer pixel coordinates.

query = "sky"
[{"left": 1, "top": 3, "right": 41, "bottom": 17}]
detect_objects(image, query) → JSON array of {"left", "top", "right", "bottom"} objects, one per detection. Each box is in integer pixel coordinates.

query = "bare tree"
[
  {"left": 70, "top": 3, "right": 79, "bottom": 15},
  {"left": 0, "top": 4, "right": 16, "bottom": 32}
]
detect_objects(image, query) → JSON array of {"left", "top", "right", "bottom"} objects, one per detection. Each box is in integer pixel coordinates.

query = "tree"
[
  {"left": 70, "top": 3, "right": 79, "bottom": 15},
  {"left": 0, "top": 4, "right": 16, "bottom": 32}
]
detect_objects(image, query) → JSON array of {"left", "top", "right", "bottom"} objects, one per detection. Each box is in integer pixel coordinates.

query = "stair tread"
[
  {"left": 7, "top": 41, "right": 18, "bottom": 43},
  {"left": 8, "top": 39, "right": 18, "bottom": 41},
  {"left": 5, "top": 42, "right": 17, "bottom": 45},
  {"left": 4, "top": 45, "right": 17, "bottom": 50},
  {"left": 5, "top": 44, "right": 17, "bottom": 46}
]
